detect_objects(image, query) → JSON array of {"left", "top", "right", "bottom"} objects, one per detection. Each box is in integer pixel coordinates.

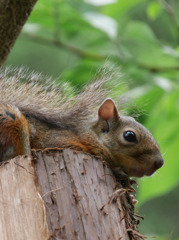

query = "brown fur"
[{"left": 0, "top": 67, "right": 164, "bottom": 177}]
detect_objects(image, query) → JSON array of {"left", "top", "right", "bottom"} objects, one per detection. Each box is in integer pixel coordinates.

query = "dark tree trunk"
[{"left": 0, "top": 0, "right": 37, "bottom": 66}]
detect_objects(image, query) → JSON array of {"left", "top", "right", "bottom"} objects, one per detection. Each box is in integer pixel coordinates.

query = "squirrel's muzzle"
[
  {"left": 146, "top": 154, "right": 164, "bottom": 176},
  {"left": 154, "top": 157, "right": 164, "bottom": 170}
]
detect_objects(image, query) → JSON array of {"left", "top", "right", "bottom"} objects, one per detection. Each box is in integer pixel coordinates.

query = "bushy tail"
[{"left": 0, "top": 66, "right": 123, "bottom": 129}]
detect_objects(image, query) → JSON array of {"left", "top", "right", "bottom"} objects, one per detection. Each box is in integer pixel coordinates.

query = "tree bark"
[
  {"left": 0, "top": 0, "right": 37, "bottom": 66},
  {"left": 0, "top": 149, "right": 142, "bottom": 240}
]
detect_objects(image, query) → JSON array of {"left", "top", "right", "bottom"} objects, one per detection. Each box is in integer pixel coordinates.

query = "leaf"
[
  {"left": 84, "top": 12, "right": 117, "bottom": 38},
  {"left": 102, "top": 0, "right": 144, "bottom": 17},
  {"left": 84, "top": 0, "right": 117, "bottom": 6},
  {"left": 120, "top": 21, "right": 179, "bottom": 68},
  {"left": 147, "top": 1, "right": 163, "bottom": 20}
]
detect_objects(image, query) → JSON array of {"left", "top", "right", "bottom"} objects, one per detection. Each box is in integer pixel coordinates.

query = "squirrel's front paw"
[
  {"left": 112, "top": 166, "right": 137, "bottom": 191},
  {"left": 0, "top": 104, "right": 30, "bottom": 161}
]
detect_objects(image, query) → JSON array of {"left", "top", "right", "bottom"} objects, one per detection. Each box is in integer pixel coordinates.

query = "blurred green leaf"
[
  {"left": 147, "top": 1, "right": 162, "bottom": 20},
  {"left": 84, "top": 12, "right": 117, "bottom": 38},
  {"left": 102, "top": 0, "right": 144, "bottom": 18},
  {"left": 124, "top": 21, "right": 158, "bottom": 43}
]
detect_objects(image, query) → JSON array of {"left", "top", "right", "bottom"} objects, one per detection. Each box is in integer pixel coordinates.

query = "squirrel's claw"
[{"left": 112, "top": 166, "right": 137, "bottom": 192}]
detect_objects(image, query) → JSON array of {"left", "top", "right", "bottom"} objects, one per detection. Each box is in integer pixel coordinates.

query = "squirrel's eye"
[{"left": 123, "top": 131, "right": 137, "bottom": 143}]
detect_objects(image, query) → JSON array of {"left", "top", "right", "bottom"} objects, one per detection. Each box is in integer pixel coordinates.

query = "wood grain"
[
  {"left": 34, "top": 149, "right": 130, "bottom": 240},
  {"left": 0, "top": 156, "right": 49, "bottom": 240}
]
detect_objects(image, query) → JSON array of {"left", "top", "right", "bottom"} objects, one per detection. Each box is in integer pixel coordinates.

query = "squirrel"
[{"left": 0, "top": 67, "right": 164, "bottom": 178}]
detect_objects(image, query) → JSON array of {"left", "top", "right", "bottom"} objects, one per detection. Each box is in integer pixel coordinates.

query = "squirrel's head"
[{"left": 93, "top": 98, "right": 164, "bottom": 178}]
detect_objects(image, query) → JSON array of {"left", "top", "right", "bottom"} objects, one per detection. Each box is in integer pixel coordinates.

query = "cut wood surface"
[
  {"left": 0, "top": 149, "right": 140, "bottom": 240},
  {"left": 0, "top": 156, "right": 49, "bottom": 240}
]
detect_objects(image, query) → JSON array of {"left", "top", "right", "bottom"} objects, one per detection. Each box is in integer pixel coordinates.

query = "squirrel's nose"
[{"left": 154, "top": 157, "right": 164, "bottom": 170}]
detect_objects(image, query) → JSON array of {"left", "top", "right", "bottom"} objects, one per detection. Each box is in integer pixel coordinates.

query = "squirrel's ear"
[{"left": 98, "top": 99, "right": 119, "bottom": 121}]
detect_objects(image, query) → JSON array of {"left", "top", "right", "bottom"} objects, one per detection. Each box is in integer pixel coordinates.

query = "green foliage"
[
  {"left": 137, "top": 87, "right": 179, "bottom": 202},
  {"left": 6, "top": 0, "right": 179, "bottom": 238},
  {"left": 147, "top": 1, "right": 163, "bottom": 20}
]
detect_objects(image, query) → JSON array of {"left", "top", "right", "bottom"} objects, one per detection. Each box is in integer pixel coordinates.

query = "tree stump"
[
  {"left": 0, "top": 149, "right": 141, "bottom": 240},
  {"left": 0, "top": 155, "right": 48, "bottom": 240}
]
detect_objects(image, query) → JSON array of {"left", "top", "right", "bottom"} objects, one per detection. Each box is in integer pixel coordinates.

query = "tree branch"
[
  {"left": 160, "top": 0, "right": 179, "bottom": 33},
  {"left": 22, "top": 33, "right": 107, "bottom": 61},
  {"left": 138, "top": 62, "right": 179, "bottom": 72}
]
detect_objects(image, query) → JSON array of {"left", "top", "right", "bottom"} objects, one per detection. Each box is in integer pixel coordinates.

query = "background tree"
[
  {"left": 0, "top": 0, "right": 37, "bottom": 65},
  {"left": 1, "top": 0, "right": 179, "bottom": 239}
]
